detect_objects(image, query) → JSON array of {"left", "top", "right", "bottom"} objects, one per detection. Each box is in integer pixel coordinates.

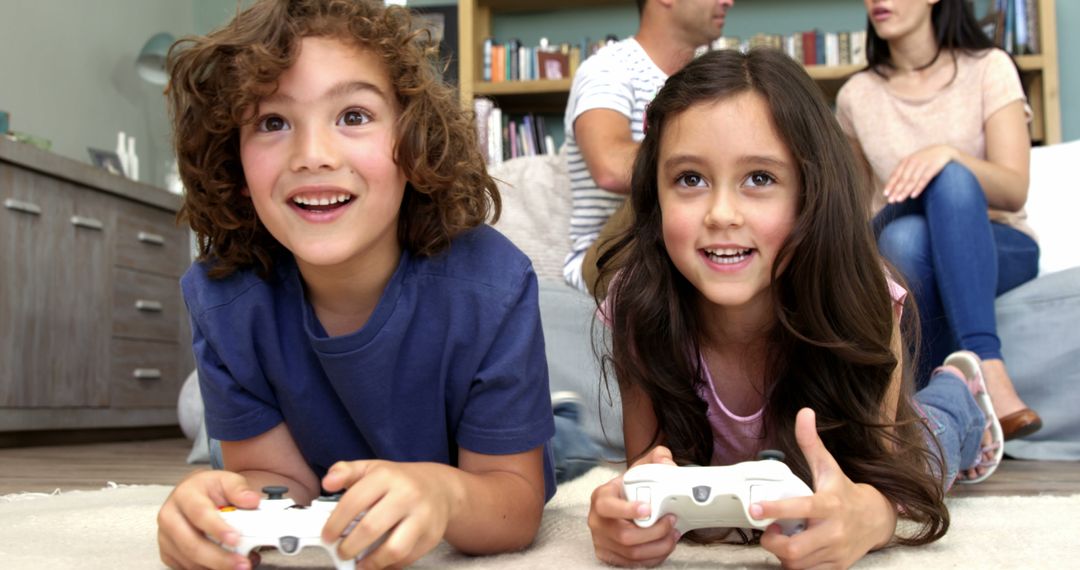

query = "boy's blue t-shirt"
[{"left": 182, "top": 225, "right": 556, "bottom": 500}]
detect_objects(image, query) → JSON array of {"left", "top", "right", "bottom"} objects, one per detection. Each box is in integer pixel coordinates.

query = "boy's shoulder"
[
  {"left": 415, "top": 225, "right": 534, "bottom": 293},
  {"left": 180, "top": 258, "right": 284, "bottom": 317}
]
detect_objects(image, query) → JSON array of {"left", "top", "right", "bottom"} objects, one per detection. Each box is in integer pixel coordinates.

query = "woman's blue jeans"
[{"left": 873, "top": 163, "right": 1039, "bottom": 388}]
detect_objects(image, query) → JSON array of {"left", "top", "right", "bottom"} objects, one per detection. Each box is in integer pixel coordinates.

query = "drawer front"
[
  {"left": 114, "top": 200, "right": 188, "bottom": 277},
  {"left": 110, "top": 338, "right": 180, "bottom": 408},
  {"left": 113, "top": 267, "right": 182, "bottom": 341}
]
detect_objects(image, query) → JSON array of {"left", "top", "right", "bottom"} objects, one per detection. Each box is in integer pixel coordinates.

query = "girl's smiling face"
[
  {"left": 239, "top": 36, "right": 407, "bottom": 274},
  {"left": 658, "top": 92, "right": 800, "bottom": 316}
]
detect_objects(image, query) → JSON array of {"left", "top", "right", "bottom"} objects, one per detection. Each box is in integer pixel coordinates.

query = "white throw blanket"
[{"left": 2, "top": 467, "right": 1077, "bottom": 569}]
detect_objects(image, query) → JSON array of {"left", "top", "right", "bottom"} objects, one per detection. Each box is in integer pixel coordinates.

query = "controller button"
[
  {"left": 691, "top": 486, "right": 711, "bottom": 503},
  {"left": 218, "top": 506, "right": 236, "bottom": 512},
  {"left": 262, "top": 486, "right": 289, "bottom": 500},
  {"left": 634, "top": 487, "right": 652, "bottom": 520},
  {"left": 279, "top": 536, "right": 300, "bottom": 554},
  {"left": 757, "top": 449, "right": 785, "bottom": 462}
]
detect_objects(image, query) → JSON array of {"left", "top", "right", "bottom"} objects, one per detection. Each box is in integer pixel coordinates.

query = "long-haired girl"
[{"left": 587, "top": 48, "right": 1000, "bottom": 568}]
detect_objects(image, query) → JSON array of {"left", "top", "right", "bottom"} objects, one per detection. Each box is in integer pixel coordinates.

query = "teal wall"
[
  {"left": 0, "top": 1, "right": 198, "bottom": 187},
  {"left": 489, "top": 0, "right": 1078, "bottom": 143},
  {"left": 186, "top": 0, "right": 1080, "bottom": 143}
]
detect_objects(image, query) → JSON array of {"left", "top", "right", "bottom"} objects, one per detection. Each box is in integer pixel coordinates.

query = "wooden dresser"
[{"left": 0, "top": 137, "right": 192, "bottom": 434}]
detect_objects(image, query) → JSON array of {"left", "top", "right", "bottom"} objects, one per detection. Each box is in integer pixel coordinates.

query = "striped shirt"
[{"left": 562, "top": 38, "right": 668, "bottom": 292}]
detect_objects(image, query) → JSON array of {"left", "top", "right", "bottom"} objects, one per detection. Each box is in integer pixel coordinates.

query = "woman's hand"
[
  {"left": 320, "top": 460, "right": 457, "bottom": 570},
  {"left": 754, "top": 409, "right": 898, "bottom": 570},
  {"left": 157, "top": 469, "right": 262, "bottom": 570},
  {"left": 588, "top": 445, "right": 681, "bottom": 567},
  {"left": 884, "top": 145, "right": 956, "bottom": 204}
]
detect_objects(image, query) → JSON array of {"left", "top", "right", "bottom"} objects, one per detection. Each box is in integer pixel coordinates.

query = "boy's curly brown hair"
[{"left": 167, "top": 0, "right": 500, "bottom": 279}]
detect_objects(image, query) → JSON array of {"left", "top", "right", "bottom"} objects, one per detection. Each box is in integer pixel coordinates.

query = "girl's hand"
[
  {"left": 754, "top": 409, "right": 897, "bottom": 570},
  {"left": 157, "top": 469, "right": 262, "bottom": 570},
  {"left": 883, "top": 145, "right": 956, "bottom": 204},
  {"left": 320, "top": 460, "right": 454, "bottom": 570},
  {"left": 588, "top": 445, "right": 680, "bottom": 567}
]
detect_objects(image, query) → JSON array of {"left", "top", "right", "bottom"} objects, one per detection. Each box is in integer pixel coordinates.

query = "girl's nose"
[{"left": 704, "top": 188, "right": 743, "bottom": 228}]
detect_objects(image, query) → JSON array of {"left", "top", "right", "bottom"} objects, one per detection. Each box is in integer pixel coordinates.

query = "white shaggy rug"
[{"left": 2, "top": 467, "right": 1077, "bottom": 569}]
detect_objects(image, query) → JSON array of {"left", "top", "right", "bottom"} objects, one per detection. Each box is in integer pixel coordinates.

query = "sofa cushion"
[
  {"left": 489, "top": 154, "right": 573, "bottom": 283},
  {"left": 1026, "top": 139, "right": 1080, "bottom": 276},
  {"left": 997, "top": 266, "right": 1080, "bottom": 460},
  {"left": 539, "top": 279, "right": 624, "bottom": 456}
]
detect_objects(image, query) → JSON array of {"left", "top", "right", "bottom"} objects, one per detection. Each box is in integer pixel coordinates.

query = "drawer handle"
[
  {"left": 133, "top": 368, "right": 162, "bottom": 380},
  {"left": 137, "top": 231, "right": 165, "bottom": 246},
  {"left": 4, "top": 198, "right": 42, "bottom": 215},
  {"left": 135, "top": 299, "right": 163, "bottom": 312},
  {"left": 70, "top": 215, "right": 104, "bottom": 231}
]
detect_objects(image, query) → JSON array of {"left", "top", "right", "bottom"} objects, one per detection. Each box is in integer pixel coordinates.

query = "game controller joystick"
[
  {"left": 622, "top": 450, "right": 813, "bottom": 535},
  {"left": 215, "top": 486, "right": 355, "bottom": 569}
]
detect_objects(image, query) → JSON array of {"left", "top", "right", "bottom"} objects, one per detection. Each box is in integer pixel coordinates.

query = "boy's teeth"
[{"left": 292, "top": 193, "right": 352, "bottom": 206}]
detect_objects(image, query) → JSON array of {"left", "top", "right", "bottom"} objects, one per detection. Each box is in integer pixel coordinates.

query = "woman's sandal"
[{"left": 944, "top": 351, "right": 1004, "bottom": 485}]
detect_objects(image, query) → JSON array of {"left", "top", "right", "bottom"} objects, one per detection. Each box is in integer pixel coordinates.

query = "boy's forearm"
[
  {"left": 441, "top": 466, "right": 545, "bottom": 554},
  {"left": 235, "top": 469, "right": 320, "bottom": 505}
]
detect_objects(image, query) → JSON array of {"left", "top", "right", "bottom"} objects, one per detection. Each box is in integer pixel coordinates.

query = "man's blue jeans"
[
  {"left": 915, "top": 368, "right": 986, "bottom": 490},
  {"left": 873, "top": 162, "right": 1040, "bottom": 388}
]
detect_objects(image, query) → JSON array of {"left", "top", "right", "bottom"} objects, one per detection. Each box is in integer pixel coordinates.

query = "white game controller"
[
  {"left": 622, "top": 450, "right": 813, "bottom": 535},
  {"left": 216, "top": 486, "right": 356, "bottom": 569}
]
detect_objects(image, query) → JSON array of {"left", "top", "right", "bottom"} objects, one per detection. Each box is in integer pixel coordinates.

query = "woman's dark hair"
[
  {"left": 866, "top": 0, "right": 995, "bottom": 74},
  {"left": 596, "top": 48, "right": 947, "bottom": 545},
  {"left": 167, "top": 0, "right": 499, "bottom": 279}
]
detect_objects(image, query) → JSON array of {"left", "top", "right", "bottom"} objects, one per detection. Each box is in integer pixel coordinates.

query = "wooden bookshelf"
[{"left": 458, "top": 0, "right": 1061, "bottom": 143}]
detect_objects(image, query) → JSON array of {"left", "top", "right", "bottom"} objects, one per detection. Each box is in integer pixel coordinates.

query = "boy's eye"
[
  {"left": 338, "top": 109, "right": 371, "bottom": 127},
  {"left": 745, "top": 171, "right": 776, "bottom": 187},
  {"left": 256, "top": 115, "right": 289, "bottom": 132},
  {"left": 675, "top": 172, "right": 707, "bottom": 188}
]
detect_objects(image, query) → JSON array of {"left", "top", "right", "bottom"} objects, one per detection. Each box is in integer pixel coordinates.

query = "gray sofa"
[{"left": 491, "top": 142, "right": 1080, "bottom": 462}]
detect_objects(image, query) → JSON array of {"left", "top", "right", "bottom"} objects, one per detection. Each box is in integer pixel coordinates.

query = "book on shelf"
[
  {"left": 473, "top": 97, "right": 556, "bottom": 165},
  {"left": 711, "top": 28, "right": 866, "bottom": 69},
  {"left": 984, "top": 0, "right": 1040, "bottom": 55},
  {"left": 480, "top": 35, "right": 617, "bottom": 84}
]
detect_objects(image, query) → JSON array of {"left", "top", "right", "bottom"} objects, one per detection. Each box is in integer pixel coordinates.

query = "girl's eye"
[
  {"left": 745, "top": 171, "right": 776, "bottom": 188},
  {"left": 338, "top": 109, "right": 371, "bottom": 127},
  {"left": 675, "top": 172, "right": 707, "bottom": 188},
  {"left": 256, "top": 115, "right": 288, "bottom": 132}
]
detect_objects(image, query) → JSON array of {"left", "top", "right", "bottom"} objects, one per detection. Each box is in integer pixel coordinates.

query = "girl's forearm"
[{"left": 856, "top": 483, "right": 899, "bottom": 551}]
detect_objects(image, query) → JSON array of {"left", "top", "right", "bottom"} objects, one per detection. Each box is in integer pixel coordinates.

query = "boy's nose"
[{"left": 290, "top": 126, "right": 342, "bottom": 172}]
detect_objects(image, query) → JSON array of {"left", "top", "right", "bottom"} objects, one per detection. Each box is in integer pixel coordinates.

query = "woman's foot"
[
  {"left": 979, "top": 359, "right": 1042, "bottom": 440},
  {"left": 942, "top": 352, "right": 1004, "bottom": 485}
]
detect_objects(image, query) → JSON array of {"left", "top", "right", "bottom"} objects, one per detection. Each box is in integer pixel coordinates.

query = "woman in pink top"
[
  {"left": 836, "top": 0, "right": 1041, "bottom": 441},
  {"left": 585, "top": 49, "right": 1001, "bottom": 569}
]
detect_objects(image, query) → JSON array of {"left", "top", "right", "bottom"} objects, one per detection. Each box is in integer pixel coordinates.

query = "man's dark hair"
[{"left": 636, "top": 0, "right": 644, "bottom": 16}]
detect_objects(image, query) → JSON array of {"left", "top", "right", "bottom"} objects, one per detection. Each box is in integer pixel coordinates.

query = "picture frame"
[
  {"left": 87, "top": 147, "right": 125, "bottom": 177},
  {"left": 411, "top": 5, "right": 458, "bottom": 86}
]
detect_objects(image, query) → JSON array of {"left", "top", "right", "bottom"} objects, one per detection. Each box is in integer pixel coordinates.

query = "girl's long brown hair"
[
  {"left": 597, "top": 49, "right": 947, "bottom": 545},
  {"left": 167, "top": 0, "right": 499, "bottom": 279}
]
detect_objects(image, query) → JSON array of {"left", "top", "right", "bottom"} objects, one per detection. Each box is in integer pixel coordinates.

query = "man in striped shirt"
[{"left": 562, "top": 0, "right": 735, "bottom": 295}]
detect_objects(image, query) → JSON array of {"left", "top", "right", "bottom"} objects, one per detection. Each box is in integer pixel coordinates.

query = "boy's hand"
[
  {"left": 321, "top": 460, "right": 457, "bottom": 570},
  {"left": 588, "top": 445, "right": 680, "bottom": 567},
  {"left": 157, "top": 469, "right": 261, "bottom": 570},
  {"left": 755, "top": 408, "right": 897, "bottom": 569}
]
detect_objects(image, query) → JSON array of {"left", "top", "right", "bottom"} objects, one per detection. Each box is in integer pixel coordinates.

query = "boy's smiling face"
[{"left": 240, "top": 36, "right": 406, "bottom": 274}]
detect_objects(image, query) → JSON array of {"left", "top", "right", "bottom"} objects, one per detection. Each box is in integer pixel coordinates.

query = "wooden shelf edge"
[{"left": 474, "top": 78, "right": 573, "bottom": 96}]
